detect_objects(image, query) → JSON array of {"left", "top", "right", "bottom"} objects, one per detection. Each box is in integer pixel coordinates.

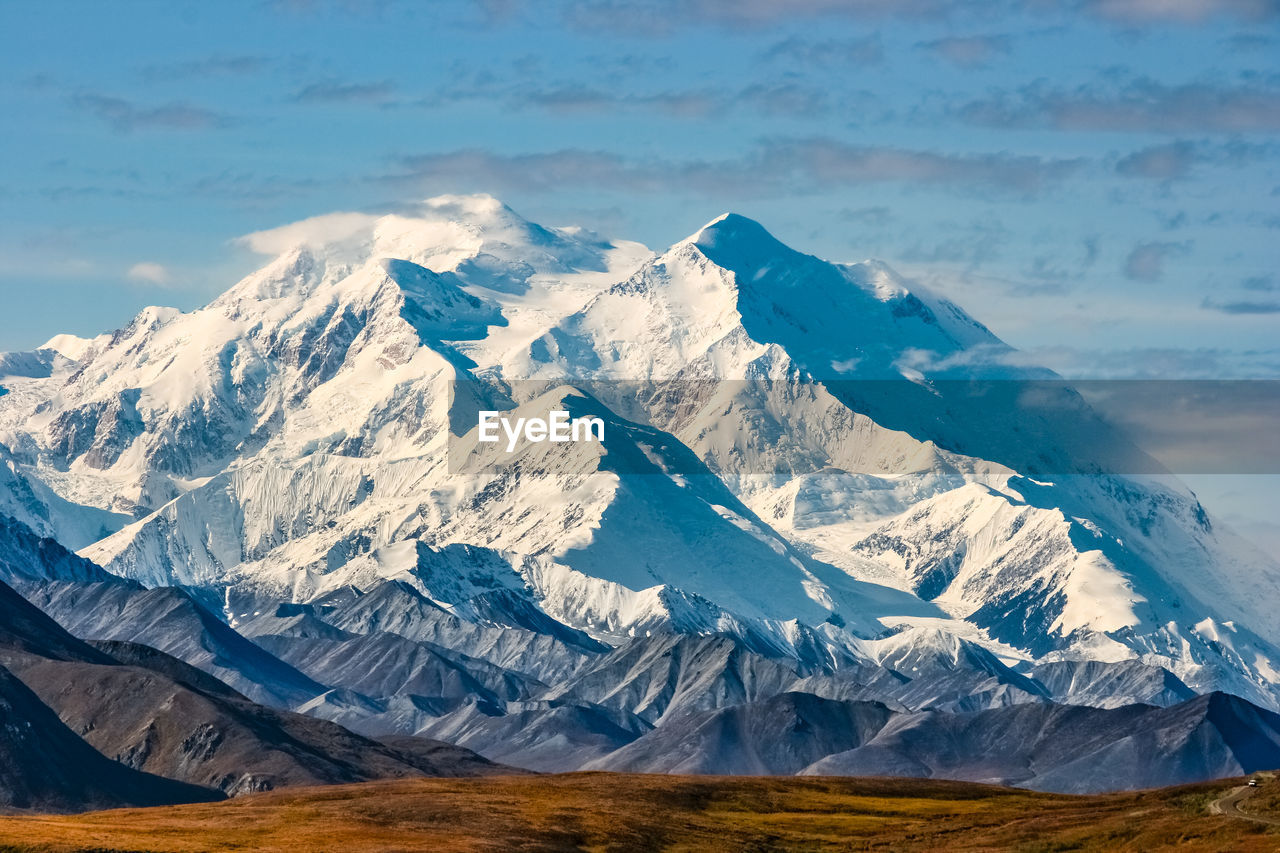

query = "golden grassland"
[{"left": 1, "top": 772, "right": 1278, "bottom": 852}]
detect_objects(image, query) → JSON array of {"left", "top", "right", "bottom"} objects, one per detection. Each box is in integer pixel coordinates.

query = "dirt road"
[{"left": 1209, "top": 785, "right": 1280, "bottom": 826}]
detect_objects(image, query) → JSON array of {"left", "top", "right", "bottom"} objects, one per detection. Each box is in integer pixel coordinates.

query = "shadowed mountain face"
[
  {"left": 0, "top": 515, "right": 118, "bottom": 586},
  {"left": 803, "top": 692, "right": 1280, "bottom": 793},
  {"left": 216, "top": 587, "right": 1280, "bottom": 793},
  {"left": 0, "top": 662, "right": 222, "bottom": 813},
  {"left": 573, "top": 688, "right": 1280, "bottom": 794},
  {"left": 414, "top": 698, "right": 653, "bottom": 773},
  {"left": 0, "top": 575, "right": 504, "bottom": 807},
  {"left": 0, "top": 579, "right": 221, "bottom": 810},
  {"left": 244, "top": 581, "right": 600, "bottom": 687},
  {"left": 0, "top": 575, "right": 113, "bottom": 666},
  {"left": 1030, "top": 659, "right": 1197, "bottom": 710},
  {"left": 542, "top": 634, "right": 815, "bottom": 725},
  {"left": 588, "top": 692, "right": 896, "bottom": 775},
  {"left": 10, "top": 653, "right": 491, "bottom": 796},
  {"left": 21, "top": 580, "right": 327, "bottom": 708}
]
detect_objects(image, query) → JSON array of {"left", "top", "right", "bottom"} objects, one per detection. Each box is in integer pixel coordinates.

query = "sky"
[{"left": 0, "top": 0, "right": 1277, "bottom": 540}]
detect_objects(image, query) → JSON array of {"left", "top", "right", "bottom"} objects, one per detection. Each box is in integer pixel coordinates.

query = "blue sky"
[{"left": 0, "top": 0, "right": 1277, "bottom": 373}]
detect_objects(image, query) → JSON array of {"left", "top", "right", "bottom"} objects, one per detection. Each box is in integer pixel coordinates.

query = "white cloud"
[
  {"left": 126, "top": 261, "right": 172, "bottom": 285},
  {"left": 236, "top": 212, "right": 379, "bottom": 255},
  {"left": 1086, "top": 0, "right": 1278, "bottom": 22}
]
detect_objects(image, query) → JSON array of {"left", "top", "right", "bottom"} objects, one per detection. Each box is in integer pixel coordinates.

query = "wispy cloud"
[
  {"left": 1008, "top": 237, "right": 1101, "bottom": 294},
  {"left": 838, "top": 205, "right": 893, "bottom": 226},
  {"left": 558, "top": 0, "right": 941, "bottom": 34},
  {"left": 1115, "top": 139, "right": 1279, "bottom": 179},
  {"left": 735, "top": 83, "right": 832, "bottom": 116},
  {"left": 1202, "top": 297, "right": 1280, "bottom": 314},
  {"left": 916, "top": 34, "right": 1012, "bottom": 68},
  {"left": 139, "top": 55, "right": 269, "bottom": 82},
  {"left": 520, "top": 86, "right": 724, "bottom": 117},
  {"left": 1115, "top": 141, "right": 1199, "bottom": 179},
  {"left": 899, "top": 216, "right": 1009, "bottom": 269},
  {"left": 918, "top": 342, "right": 1280, "bottom": 379},
  {"left": 960, "top": 78, "right": 1280, "bottom": 133},
  {"left": 70, "top": 93, "right": 233, "bottom": 131},
  {"left": 38, "top": 185, "right": 157, "bottom": 203},
  {"left": 483, "top": 0, "right": 1278, "bottom": 33},
  {"left": 186, "top": 170, "right": 326, "bottom": 204},
  {"left": 1200, "top": 270, "right": 1280, "bottom": 315},
  {"left": 237, "top": 211, "right": 380, "bottom": 255},
  {"left": 1122, "top": 240, "right": 1190, "bottom": 281},
  {"left": 761, "top": 36, "right": 885, "bottom": 68},
  {"left": 292, "top": 79, "right": 395, "bottom": 104},
  {"left": 1084, "top": 0, "right": 1280, "bottom": 23},
  {"left": 384, "top": 140, "right": 1083, "bottom": 198},
  {"left": 420, "top": 70, "right": 862, "bottom": 120},
  {"left": 761, "top": 139, "right": 1082, "bottom": 194},
  {"left": 1223, "top": 32, "right": 1277, "bottom": 50}
]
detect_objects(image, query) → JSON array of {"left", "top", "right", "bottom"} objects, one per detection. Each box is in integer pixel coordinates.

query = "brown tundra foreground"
[{"left": 3, "top": 772, "right": 1280, "bottom": 852}]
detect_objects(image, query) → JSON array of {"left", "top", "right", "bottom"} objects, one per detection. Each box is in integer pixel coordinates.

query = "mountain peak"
[
  {"left": 690, "top": 213, "right": 795, "bottom": 273},
  {"left": 694, "top": 211, "right": 771, "bottom": 237},
  {"left": 232, "top": 196, "right": 614, "bottom": 299},
  {"left": 40, "top": 333, "right": 97, "bottom": 362},
  {"left": 420, "top": 193, "right": 513, "bottom": 222}
]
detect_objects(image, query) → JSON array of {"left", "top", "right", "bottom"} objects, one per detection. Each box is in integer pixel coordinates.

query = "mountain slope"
[
  {"left": 0, "top": 514, "right": 119, "bottom": 587},
  {"left": 544, "top": 634, "right": 843, "bottom": 725},
  {"left": 252, "top": 629, "right": 539, "bottom": 706},
  {"left": 0, "top": 662, "right": 222, "bottom": 812},
  {"left": 804, "top": 692, "right": 1280, "bottom": 793},
  {"left": 9, "top": 653, "right": 475, "bottom": 796},
  {"left": 317, "top": 579, "right": 605, "bottom": 679},
  {"left": 0, "top": 577, "right": 502, "bottom": 798},
  {"left": 21, "top": 579, "right": 327, "bottom": 708},
  {"left": 414, "top": 698, "right": 652, "bottom": 773},
  {"left": 0, "top": 575, "right": 113, "bottom": 665},
  {"left": 1030, "top": 659, "right": 1196, "bottom": 709},
  {"left": 589, "top": 692, "right": 894, "bottom": 775}
]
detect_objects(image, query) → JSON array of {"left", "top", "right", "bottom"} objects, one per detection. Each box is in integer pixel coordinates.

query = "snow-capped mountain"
[{"left": 2, "top": 193, "right": 1278, "bottom": 716}]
